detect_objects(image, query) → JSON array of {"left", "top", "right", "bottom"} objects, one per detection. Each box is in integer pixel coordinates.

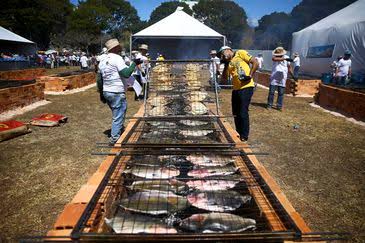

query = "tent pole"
[{"left": 129, "top": 35, "right": 132, "bottom": 59}]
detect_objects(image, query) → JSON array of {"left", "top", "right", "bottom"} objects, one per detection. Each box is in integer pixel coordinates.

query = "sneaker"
[
  {"left": 108, "top": 141, "right": 116, "bottom": 147},
  {"left": 277, "top": 107, "right": 283, "bottom": 111},
  {"left": 266, "top": 105, "right": 272, "bottom": 109}
]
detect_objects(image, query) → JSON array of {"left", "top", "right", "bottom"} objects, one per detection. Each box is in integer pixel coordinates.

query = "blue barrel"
[{"left": 321, "top": 73, "right": 333, "bottom": 84}]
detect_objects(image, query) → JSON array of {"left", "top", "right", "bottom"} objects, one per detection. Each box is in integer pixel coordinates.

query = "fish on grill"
[
  {"left": 154, "top": 85, "right": 173, "bottom": 91},
  {"left": 128, "top": 179, "right": 187, "bottom": 194},
  {"left": 148, "top": 121, "right": 177, "bottom": 129},
  {"left": 186, "top": 155, "right": 235, "bottom": 167},
  {"left": 179, "top": 213, "right": 256, "bottom": 233},
  {"left": 124, "top": 165, "right": 180, "bottom": 179},
  {"left": 187, "top": 190, "right": 251, "bottom": 212},
  {"left": 148, "top": 96, "right": 170, "bottom": 107},
  {"left": 179, "top": 130, "right": 213, "bottom": 137},
  {"left": 120, "top": 191, "right": 189, "bottom": 215},
  {"left": 141, "top": 129, "right": 174, "bottom": 139},
  {"left": 149, "top": 106, "right": 170, "bottom": 116},
  {"left": 187, "top": 165, "right": 238, "bottom": 178},
  {"left": 186, "top": 179, "right": 241, "bottom": 191},
  {"left": 185, "top": 102, "right": 208, "bottom": 115},
  {"left": 179, "top": 120, "right": 209, "bottom": 127},
  {"left": 184, "top": 91, "right": 208, "bottom": 102},
  {"left": 128, "top": 155, "right": 181, "bottom": 167},
  {"left": 105, "top": 212, "right": 177, "bottom": 234}
]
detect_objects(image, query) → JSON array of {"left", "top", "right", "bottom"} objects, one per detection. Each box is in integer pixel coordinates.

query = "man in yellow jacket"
[{"left": 219, "top": 46, "right": 258, "bottom": 142}]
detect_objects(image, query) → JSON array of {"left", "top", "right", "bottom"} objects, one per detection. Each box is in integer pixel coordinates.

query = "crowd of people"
[{"left": 35, "top": 52, "right": 98, "bottom": 70}]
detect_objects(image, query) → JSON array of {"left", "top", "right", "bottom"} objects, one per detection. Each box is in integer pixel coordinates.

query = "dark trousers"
[
  {"left": 133, "top": 75, "right": 144, "bottom": 100},
  {"left": 232, "top": 87, "right": 254, "bottom": 140}
]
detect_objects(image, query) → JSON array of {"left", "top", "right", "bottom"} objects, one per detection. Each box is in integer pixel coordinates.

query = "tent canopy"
[
  {"left": 133, "top": 8, "right": 224, "bottom": 39},
  {"left": 0, "top": 26, "right": 34, "bottom": 43},
  {"left": 291, "top": 0, "right": 365, "bottom": 76},
  {"left": 132, "top": 8, "right": 225, "bottom": 59}
]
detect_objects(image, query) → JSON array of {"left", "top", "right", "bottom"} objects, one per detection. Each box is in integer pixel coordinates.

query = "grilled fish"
[
  {"left": 149, "top": 106, "right": 170, "bottom": 116},
  {"left": 148, "top": 96, "right": 170, "bottom": 107},
  {"left": 186, "top": 155, "right": 235, "bottom": 167},
  {"left": 120, "top": 191, "right": 189, "bottom": 215},
  {"left": 187, "top": 165, "right": 237, "bottom": 178},
  {"left": 179, "top": 120, "right": 209, "bottom": 127},
  {"left": 179, "top": 213, "right": 256, "bottom": 233},
  {"left": 185, "top": 102, "right": 208, "bottom": 115},
  {"left": 128, "top": 179, "right": 187, "bottom": 194},
  {"left": 148, "top": 121, "right": 177, "bottom": 129},
  {"left": 105, "top": 212, "right": 177, "bottom": 234},
  {"left": 187, "top": 190, "right": 251, "bottom": 212},
  {"left": 124, "top": 165, "right": 180, "bottom": 179},
  {"left": 186, "top": 179, "right": 240, "bottom": 191},
  {"left": 141, "top": 129, "right": 174, "bottom": 139},
  {"left": 179, "top": 130, "right": 213, "bottom": 137},
  {"left": 185, "top": 91, "right": 208, "bottom": 102},
  {"left": 128, "top": 155, "right": 179, "bottom": 167}
]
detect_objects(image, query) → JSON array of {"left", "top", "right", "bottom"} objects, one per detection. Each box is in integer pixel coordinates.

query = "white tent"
[
  {"left": 131, "top": 8, "right": 225, "bottom": 59},
  {"left": 0, "top": 26, "right": 34, "bottom": 44},
  {"left": 0, "top": 26, "right": 36, "bottom": 56},
  {"left": 291, "top": 0, "right": 365, "bottom": 76}
]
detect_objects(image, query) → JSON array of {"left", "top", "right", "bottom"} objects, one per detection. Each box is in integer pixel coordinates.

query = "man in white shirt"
[
  {"left": 335, "top": 50, "right": 352, "bottom": 85},
  {"left": 293, "top": 52, "right": 300, "bottom": 79},
  {"left": 255, "top": 53, "right": 264, "bottom": 71},
  {"left": 209, "top": 50, "right": 220, "bottom": 89},
  {"left": 267, "top": 47, "right": 294, "bottom": 111},
  {"left": 97, "top": 39, "right": 142, "bottom": 145},
  {"left": 80, "top": 53, "right": 88, "bottom": 70}
]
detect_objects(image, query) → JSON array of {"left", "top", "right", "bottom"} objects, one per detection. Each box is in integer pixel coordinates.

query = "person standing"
[
  {"left": 80, "top": 53, "right": 88, "bottom": 70},
  {"left": 267, "top": 47, "right": 294, "bottom": 111},
  {"left": 97, "top": 39, "right": 142, "bottom": 145},
  {"left": 209, "top": 50, "right": 220, "bottom": 88},
  {"left": 335, "top": 50, "right": 352, "bottom": 85},
  {"left": 293, "top": 52, "right": 301, "bottom": 79},
  {"left": 219, "top": 46, "right": 259, "bottom": 142},
  {"left": 255, "top": 53, "right": 264, "bottom": 71}
]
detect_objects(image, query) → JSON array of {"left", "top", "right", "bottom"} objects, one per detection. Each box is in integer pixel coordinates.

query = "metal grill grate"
[
  {"left": 68, "top": 150, "right": 308, "bottom": 241},
  {"left": 120, "top": 117, "right": 235, "bottom": 148}
]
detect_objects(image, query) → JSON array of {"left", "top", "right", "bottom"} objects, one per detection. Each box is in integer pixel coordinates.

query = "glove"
[
  {"left": 216, "top": 70, "right": 220, "bottom": 75},
  {"left": 134, "top": 58, "right": 143, "bottom": 65},
  {"left": 99, "top": 93, "right": 107, "bottom": 104},
  {"left": 285, "top": 58, "right": 294, "bottom": 62}
]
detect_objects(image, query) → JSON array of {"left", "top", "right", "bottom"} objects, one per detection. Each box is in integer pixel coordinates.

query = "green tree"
[
  {"left": 193, "top": 0, "right": 249, "bottom": 48},
  {"left": 149, "top": 1, "right": 193, "bottom": 25},
  {"left": 0, "top": 0, "right": 73, "bottom": 49}
]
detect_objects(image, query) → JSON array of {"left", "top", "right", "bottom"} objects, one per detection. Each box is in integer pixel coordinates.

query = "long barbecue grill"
[{"left": 30, "top": 61, "right": 349, "bottom": 242}]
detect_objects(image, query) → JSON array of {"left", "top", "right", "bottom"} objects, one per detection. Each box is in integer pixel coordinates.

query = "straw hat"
[
  {"left": 105, "top": 39, "right": 120, "bottom": 51},
  {"left": 139, "top": 44, "right": 148, "bottom": 50},
  {"left": 210, "top": 50, "right": 217, "bottom": 55},
  {"left": 272, "top": 47, "right": 287, "bottom": 56},
  {"left": 294, "top": 52, "right": 299, "bottom": 57}
]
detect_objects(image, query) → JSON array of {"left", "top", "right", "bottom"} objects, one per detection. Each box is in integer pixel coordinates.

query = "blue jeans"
[
  {"left": 232, "top": 88, "right": 254, "bottom": 140},
  {"left": 267, "top": 85, "right": 285, "bottom": 109},
  {"left": 103, "top": 91, "right": 127, "bottom": 143},
  {"left": 294, "top": 66, "right": 300, "bottom": 78}
]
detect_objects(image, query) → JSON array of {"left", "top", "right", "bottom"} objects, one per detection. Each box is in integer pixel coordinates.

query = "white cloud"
[{"left": 248, "top": 18, "right": 259, "bottom": 27}]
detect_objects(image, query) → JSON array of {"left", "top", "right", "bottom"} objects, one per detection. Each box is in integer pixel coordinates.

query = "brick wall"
[
  {"left": 0, "top": 68, "right": 46, "bottom": 80},
  {"left": 315, "top": 83, "right": 365, "bottom": 121},
  {"left": 254, "top": 71, "right": 320, "bottom": 96},
  {"left": 0, "top": 82, "right": 45, "bottom": 113},
  {"left": 37, "top": 72, "right": 96, "bottom": 92}
]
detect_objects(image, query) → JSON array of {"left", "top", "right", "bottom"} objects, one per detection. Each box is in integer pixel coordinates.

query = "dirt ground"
[{"left": 0, "top": 84, "right": 364, "bottom": 242}]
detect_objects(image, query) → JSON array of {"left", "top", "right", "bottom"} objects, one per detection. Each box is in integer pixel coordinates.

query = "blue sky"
[{"left": 71, "top": 0, "right": 302, "bottom": 26}]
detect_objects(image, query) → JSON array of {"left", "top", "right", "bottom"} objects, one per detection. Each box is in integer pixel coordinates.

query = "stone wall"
[
  {"left": 254, "top": 71, "right": 320, "bottom": 96},
  {"left": 0, "top": 68, "right": 46, "bottom": 80},
  {"left": 315, "top": 83, "right": 365, "bottom": 121},
  {"left": 0, "top": 83, "right": 45, "bottom": 113},
  {"left": 37, "top": 72, "right": 96, "bottom": 92}
]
